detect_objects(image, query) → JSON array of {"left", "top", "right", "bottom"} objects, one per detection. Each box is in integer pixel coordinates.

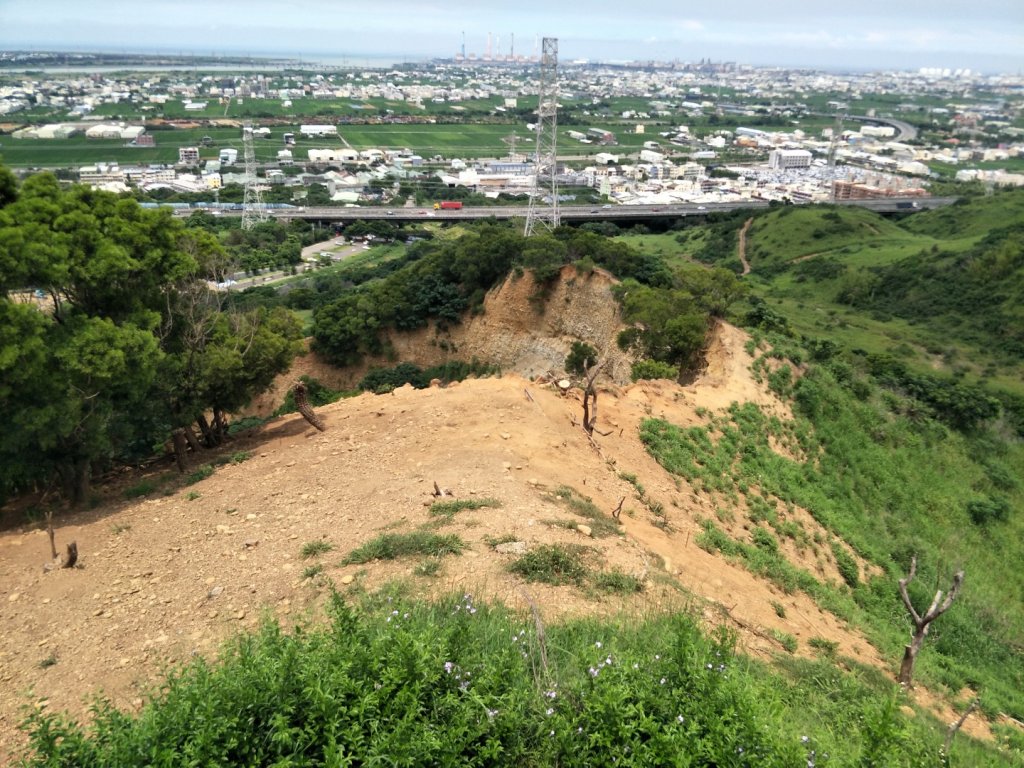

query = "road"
[{"left": 184, "top": 197, "right": 956, "bottom": 224}]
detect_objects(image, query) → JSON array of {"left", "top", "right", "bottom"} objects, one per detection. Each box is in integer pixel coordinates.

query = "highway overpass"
[{"left": 184, "top": 196, "right": 956, "bottom": 223}]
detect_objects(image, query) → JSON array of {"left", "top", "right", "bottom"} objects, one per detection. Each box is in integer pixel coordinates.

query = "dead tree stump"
[
  {"left": 62, "top": 542, "right": 78, "bottom": 569},
  {"left": 293, "top": 381, "right": 326, "bottom": 431},
  {"left": 172, "top": 428, "right": 189, "bottom": 473}
]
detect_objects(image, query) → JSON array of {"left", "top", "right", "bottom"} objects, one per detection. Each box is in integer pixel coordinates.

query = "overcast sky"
[{"left": 2, "top": 1, "right": 1022, "bottom": 72}]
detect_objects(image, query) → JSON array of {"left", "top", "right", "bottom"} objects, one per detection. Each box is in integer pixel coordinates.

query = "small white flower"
[{"left": 595, "top": 641, "right": 602, "bottom": 649}]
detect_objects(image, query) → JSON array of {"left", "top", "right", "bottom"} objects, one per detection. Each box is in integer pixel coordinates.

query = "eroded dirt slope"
[{"left": 0, "top": 323, "right": 989, "bottom": 761}]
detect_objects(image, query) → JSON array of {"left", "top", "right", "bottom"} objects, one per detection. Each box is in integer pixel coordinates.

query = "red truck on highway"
[{"left": 434, "top": 201, "right": 463, "bottom": 210}]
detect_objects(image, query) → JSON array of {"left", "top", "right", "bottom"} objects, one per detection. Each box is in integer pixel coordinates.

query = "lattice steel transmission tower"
[
  {"left": 524, "top": 37, "right": 559, "bottom": 236},
  {"left": 241, "top": 121, "right": 268, "bottom": 230}
]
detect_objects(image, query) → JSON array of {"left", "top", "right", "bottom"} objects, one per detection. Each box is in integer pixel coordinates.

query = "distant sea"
[{"left": 1, "top": 51, "right": 433, "bottom": 74}]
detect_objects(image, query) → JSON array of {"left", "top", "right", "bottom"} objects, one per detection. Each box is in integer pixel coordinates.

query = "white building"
[
  {"left": 300, "top": 124, "right": 338, "bottom": 137},
  {"left": 768, "top": 149, "right": 812, "bottom": 170},
  {"left": 178, "top": 147, "right": 200, "bottom": 165},
  {"left": 219, "top": 148, "right": 239, "bottom": 165},
  {"left": 639, "top": 149, "right": 665, "bottom": 164}
]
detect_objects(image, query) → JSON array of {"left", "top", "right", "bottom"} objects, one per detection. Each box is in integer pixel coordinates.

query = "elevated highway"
[{"left": 184, "top": 196, "right": 955, "bottom": 223}]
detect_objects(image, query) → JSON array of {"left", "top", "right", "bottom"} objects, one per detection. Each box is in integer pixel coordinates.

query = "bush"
[
  {"left": 630, "top": 359, "right": 679, "bottom": 381},
  {"left": 508, "top": 544, "right": 592, "bottom": 586},
  {"left": 966, "top": 496, "right": 1010, "bottom": 526},
  {"left": 830, "top": 542, "right": 860, "bottom": 588}
]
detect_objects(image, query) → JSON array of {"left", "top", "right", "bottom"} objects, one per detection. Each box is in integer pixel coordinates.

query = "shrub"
[
  {"left": 508, "top": 544, "right": 591, "bottom": 586},
  {"left": 630, "top": 359, "right": 679, "bottom": 381},
  {"left": 966, "top": 496, "right": 1010, "bottom": 526}
]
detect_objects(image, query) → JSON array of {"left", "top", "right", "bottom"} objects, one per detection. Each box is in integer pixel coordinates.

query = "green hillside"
[
  {"left": 745, "top": 205, "right": 926, "bottom": 270},
  {"left": 735, "top": 191, "right": 1024, "bottom": 399},
  {"left": 901, "top": 191, "right": 1024, "bottom": 240}
]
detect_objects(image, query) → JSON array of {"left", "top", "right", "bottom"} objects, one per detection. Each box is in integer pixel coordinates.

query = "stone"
[
  {"left": 494, "top": 541, "right": 528, "bottom": 555},
  {"left": 207, "top": 586, "right": 224, "bottom": 598},
  {"left": 500, "top": 432, "right": 511, "bottom": 440},
  {"left": 7, "top": 593, "right": 19, "bottom": 602},
  {"left": 243, "top": 539, "right": 259, "bottom": 548},
  {"left": 340, "top": 574, "right": 355, "bottom": 585},
  {"left": 576, "top": 524, "right": 593, "bottom": 537}
]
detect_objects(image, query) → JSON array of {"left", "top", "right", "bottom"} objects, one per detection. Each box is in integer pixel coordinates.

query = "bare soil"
[{"left": 0, "top": 315, "right": 992, "bottom": 759}]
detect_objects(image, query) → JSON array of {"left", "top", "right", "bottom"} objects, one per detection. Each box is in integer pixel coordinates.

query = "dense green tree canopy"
[{"left": 0, "top": 167, "right": 301, "bottom": 504}]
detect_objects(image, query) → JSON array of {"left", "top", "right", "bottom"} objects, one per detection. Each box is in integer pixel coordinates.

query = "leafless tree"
[
  {"left": 897, "top": 556, "right": 964, "bottom": 686},
  {"left": 580, "top": 359, "right": 607, "bottom": 436}
]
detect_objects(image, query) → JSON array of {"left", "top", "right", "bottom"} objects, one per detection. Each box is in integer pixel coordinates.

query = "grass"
[
  {"left": 37, "top": 653, "right": 58, "bottom": 669},
  {"left": 122, "top": 479, "right": 159, "bottom": 499},
  {"left": 547, "top": 486, "right": 621, "bottom": 538},
  {"left": 341, "top": 532, "right": 465, "bottom": 565},
  {"left": 414, "top": 558, "right": 442, "bottom": 577},
  {"left": 111, "top": 523, "right": 131, "bottom": 535},
  {"left": 641, "top": 349, "right": 1024, "bottom": 721},
  {"left": 809, "top": 637, "right": 840, "bottom": 658},
  {"left": 771, "top": 629, "right": 799, "bottom": 654},
  {"left": 592, "top": 569, "right": 645, "bottom": 595},
  {"left": 508, "top": 544, "right": 593, "bottom": 587},
  {"left": 483, "top": 533, "right": 519, "bottom": 549},
  {"left": 428, "top": 497, "right": 502, "bottom": 518},
  {"left": 184, "top": 464, "right": 214, "bottom": 485},
  {"left": 18, "top": 591, "right": 1020, "bottom": 766},
  {"left": 301, "top": 540, "right": 334, "bottom": 559},
  {"left": 302, "top": 563, "right": 325, "bottom": 580}
]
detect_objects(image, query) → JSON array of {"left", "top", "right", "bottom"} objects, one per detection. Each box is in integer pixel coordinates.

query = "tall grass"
[
  {"left": 23, "top": 591, "right": 1012, "bottom": 766},
  {"left": 641, "top": 356, "right": 1024, "bottom": 722}
]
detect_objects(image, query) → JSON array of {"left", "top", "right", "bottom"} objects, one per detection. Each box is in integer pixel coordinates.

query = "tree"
[
  {"left": 565, "top": 341, "right": 598, "bottom": 377},
  {"left": 897, "top": 557, "right": 964, "bottom": 687},
  {"left": 0, "top": 167, "right": 301, "bottom": 503}
]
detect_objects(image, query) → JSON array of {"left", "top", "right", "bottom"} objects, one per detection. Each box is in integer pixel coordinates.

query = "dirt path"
[{"left": 737, "top": 217, "right": 753, "bottom": 275}]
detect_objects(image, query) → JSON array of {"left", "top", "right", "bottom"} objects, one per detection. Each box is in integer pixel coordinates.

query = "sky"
[{"left": 2, "top": 0, "right": 1023, "bottom": 73}]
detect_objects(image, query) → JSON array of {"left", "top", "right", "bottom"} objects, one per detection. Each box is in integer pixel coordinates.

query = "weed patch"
[
  {"left": 547, "top": 486, "right": 620, "bottom": 538},
  {"left": 508, "top": 544, "right": 592, "bottom": 586},
  {"left": 429, "top": 497, "right": 501, "bottom": 518},
  {"left": 301, "top": 540, "right": 334, "bottom": 559},
  {"left": 184, "top": 464, "right": 214, "bottom": 485},
  {"left": 342, "top": 532, "right": 465, "bottom": 565}
]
